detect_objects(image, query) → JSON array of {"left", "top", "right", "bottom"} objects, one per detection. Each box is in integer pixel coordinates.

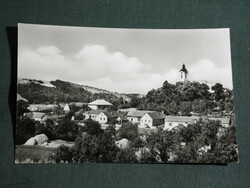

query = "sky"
[{"left": 18, "top": 23, "right": 233, "bottom": 94}]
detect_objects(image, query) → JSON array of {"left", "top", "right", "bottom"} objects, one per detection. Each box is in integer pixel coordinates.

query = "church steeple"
[{"left": 179, "top": 63, "right": 188, "bottom": 82}]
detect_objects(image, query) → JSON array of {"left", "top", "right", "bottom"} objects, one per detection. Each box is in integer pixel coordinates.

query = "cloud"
[
  {"left": 18, "top": 45, "right": 233, "bottom": 95},
  {"left": 188, "top": 59, "right": 233, "bottom": 89}
]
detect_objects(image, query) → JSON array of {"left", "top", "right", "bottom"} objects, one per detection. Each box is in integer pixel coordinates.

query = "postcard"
[{"left": 16, "top": 24, "right": 238, "bottom": 163}]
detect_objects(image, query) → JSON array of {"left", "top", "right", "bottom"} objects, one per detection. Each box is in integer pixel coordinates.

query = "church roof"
[{"left": 180, "top": 64, "right": 188, "bottom": 73}]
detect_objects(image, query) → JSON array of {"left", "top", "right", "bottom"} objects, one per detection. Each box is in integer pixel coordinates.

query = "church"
[{"left": 179, "top": 64, "right": 188, "bottom": 82}]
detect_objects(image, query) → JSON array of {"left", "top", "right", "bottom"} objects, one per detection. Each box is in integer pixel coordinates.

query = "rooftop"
[
  {"left": 146, "top": 112, "right": 166, "bottom": 120},
  {"left": 165, "top": 116, "right": 199, "bottom": 122},
  {"left": 127, "top": 110, "right": 155, "bottom": 117},
  {"left": 88, "top": 99, "right": 112, "bottom": 106}
]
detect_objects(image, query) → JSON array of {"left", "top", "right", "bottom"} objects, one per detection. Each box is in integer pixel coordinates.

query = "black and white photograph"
[{"left": 16, "top": 23, "right": 238, "bottom": 164}]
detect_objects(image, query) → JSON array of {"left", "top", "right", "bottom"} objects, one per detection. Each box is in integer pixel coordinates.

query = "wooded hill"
[
  {"left": 17, "top": 79, "right": 129, "bottom": 105},
  {"left": 17, "top": 78, "right": 234, "bottom": 116}
]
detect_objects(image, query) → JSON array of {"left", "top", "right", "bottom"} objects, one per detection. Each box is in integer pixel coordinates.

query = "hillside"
[{"left": 17, "top": 78, "right": 131, "bottom": 104}]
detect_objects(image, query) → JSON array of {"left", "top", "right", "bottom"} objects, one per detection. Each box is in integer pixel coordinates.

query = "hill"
[{"left": 17, "top": 78, "right": 131, "bottom": 105}]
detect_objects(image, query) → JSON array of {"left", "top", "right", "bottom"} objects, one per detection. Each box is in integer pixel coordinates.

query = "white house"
[
  {"left": 88, "top": 99, "right": 112, "bottom": 110},
  {"left": 63, "top": 104, "right": 70, "bottom": 113},
  {"left": 127, "top": 110, "right": 153, "bottom": 124},
  {"left": 164, "top": 116, "right": 199, "bottom": 131},
  {"left": 83, "top": 110, "right": 119, "bottom": 125},
  {"left": 96, "top": 112, "right": 109, "bottom": 124},
  {"left": 32, "top": 112, "right": 46, "bottom": 122},
  {"left": 140, "top": 112, "right": 165, "bottom": 128},
  {"left": 83, "top": 110, "right": 105, "bottom": 121}
]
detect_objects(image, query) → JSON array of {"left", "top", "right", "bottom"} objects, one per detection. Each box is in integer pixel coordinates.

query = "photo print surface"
[{"left": 16, "top": 23, "right": 238, "bottom": 164}]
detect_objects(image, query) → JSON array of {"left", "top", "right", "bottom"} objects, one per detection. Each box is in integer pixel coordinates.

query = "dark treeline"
[
  {"left": 137, "top": 81, "right": 234, "bottom": 116},
  {"left": 18, "top": 79, "right": 234, "bottom": 116},
  {"left": 50, "top": 119, "right": 238, "bottom": 164}
]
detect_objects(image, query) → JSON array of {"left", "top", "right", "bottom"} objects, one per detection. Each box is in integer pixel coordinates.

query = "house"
[
  {"left": 116, "top": 115, "right": 128, "bottom": 124},
  {"left": 23, "top": 112, "right": 46, "bottom": 122},
  {"left": 83, "top": 109, "right": 105, "bottom": 121},
  {"left": 164, "top": 116, "right": 199, "bottom": 131},
  {"left": 63, "top": 104, "right": 70, "bottom": 113},
  {"left": 208, "top": 117, "right": 230, "bottom": 127},
  {"left": 96, "top": 111, "right": 119, "bottom": 124},
  {"left": 127, "top": 110, "right": 154, "bottom": 124},
  {"left": 140, "top": 112, "right": 165, "bottom": 128},
  {"left": 32, "top": 112, "right": 46, "bottom": 122},
  {"left": 88, "top": 99, "right": 112, "bottom": 110}
]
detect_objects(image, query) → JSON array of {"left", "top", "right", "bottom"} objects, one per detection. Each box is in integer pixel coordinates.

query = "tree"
[
  {"left": 16, "top": 118, "right": 36, "bottom": 144},
  {"left": 51, "top": 145, "right": 75, "bottom": 163},
  {"left": 35, "top": 118, "right": 55, "bottom": 140},
  {"left": 211, "top": 83, "right": 225, "bottom": 101},
  {"left": 53, "top": 120, "right": 82, "bottom": 141},
  {"left": 129, "top": 96, "right": 141, "bottom": 108},
  {"left": 83, "top": 119, "right": 103, "bottom": 135},
  {"left": 17, "top": 100, "right": 30, "bottom": 116},
  {"left": 117, "top": 122, "right": 139, "bottom": 141},
  {"left": 146, "top": 130, "right": 175, "bottom": 163},
  {"left": 115, "top": 148, "right": 138, "bottom": 163},
  {"left": 73, "top": 132, "right": 119, "bottom": 163}
]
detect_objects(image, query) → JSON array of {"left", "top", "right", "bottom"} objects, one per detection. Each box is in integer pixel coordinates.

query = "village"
[{"left": 15, "top": 64, "right": 237, "bottom": 164}]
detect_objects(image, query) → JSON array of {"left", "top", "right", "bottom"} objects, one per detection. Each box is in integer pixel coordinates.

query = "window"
[
  {"left": 100, "top": 118, "right": 102, "bottom": 120},
  {"left": 169, "top": 123, "right": 172, "bottom": 126}
]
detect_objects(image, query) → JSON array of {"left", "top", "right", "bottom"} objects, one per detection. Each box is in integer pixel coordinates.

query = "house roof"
[
  {"left": 127, "top": 110, "right": 154, "bottom": 117},
  {"left": 146, "top": 112, "right": 165, "bottom": 120},
  {"left": 83, "top": 109, "right": 105, "bottom": 115},
  {"left": 101, "top": 111, "right": 120, "bottom": 118},
  {"left": 23, "top": 112, "right": 33, "bottom": 119},
  {"left": 165, "top": 116, "right": 199, "bottom": 123},
  {"left": 117, "top": 115, "right": 128, "bottom": 121},
  {"left": 207, "top": 117, "right": 230, "bottom": 124},
  {"left": 32, "top": 112, "right": 45, "bottom": 119},
  {"left": 88, "top": 99, "right": 112, "bottom": 106}
]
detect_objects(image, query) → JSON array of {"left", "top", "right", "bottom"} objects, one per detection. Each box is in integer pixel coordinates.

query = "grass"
[{"left": 15, "top": 145, "right": 56, "bottom": 163}]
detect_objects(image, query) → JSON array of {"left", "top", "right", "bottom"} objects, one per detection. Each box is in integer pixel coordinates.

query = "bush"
[
  {"left": 115, "top": 148, "right": 138, "bottom": 163},
  {"left": 53, "top": 120, "right": 82, "bottom": 141},
  {"left": 51, "top": 145, "right": 75, "bottom": 163},
  {"left": 117, "top": 122, "right": 139, "bottom": 141},
  {"left": 16, "top": 118, "right": 36, "bottom": 144}
]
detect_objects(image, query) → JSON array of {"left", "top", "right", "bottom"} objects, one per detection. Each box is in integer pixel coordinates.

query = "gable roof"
[
  {"left": 101, "top": 111, "right": 120, "bottom": 118},
  {"left": 88, "top": 99, "right": 112, "bottom": 106},
  {"left": 207, "top": 117, "right": 230, "bottom": 124},
  {"left": 83, "top": 109, "right": 105, "bottom": 115},
  {"left": 165, "top": 116, "right": 199, "bottom": 123},
  {"left": 32, "top": 112, "right": 45, "bottom": 119},
  {"left": 127, "top": 110, "right": 154, "bottom": 117},
  {"left": 146, "top": 112, "right": 165, "bottom": 120}
]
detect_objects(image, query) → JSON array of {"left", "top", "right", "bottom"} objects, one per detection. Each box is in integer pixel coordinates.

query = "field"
[{"left": 15, "top": 145, "right": 56, "bottom": 163}]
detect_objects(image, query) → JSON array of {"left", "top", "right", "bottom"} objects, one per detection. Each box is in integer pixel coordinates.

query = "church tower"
[{"left": 179, "top": 64, "right": 188, "bottom": 82}]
